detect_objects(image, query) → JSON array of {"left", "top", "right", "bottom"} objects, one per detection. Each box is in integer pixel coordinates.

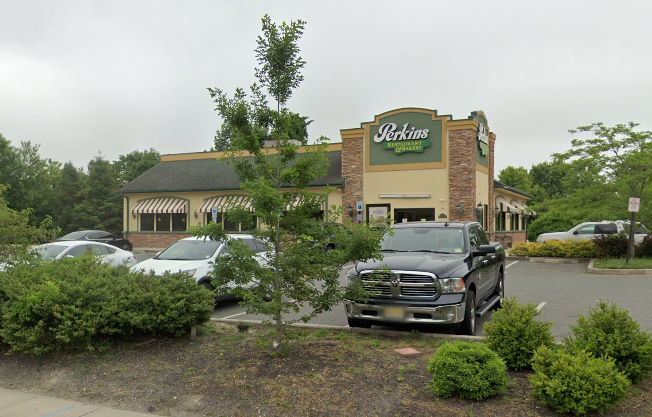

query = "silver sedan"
[{"left": 30, "top": 241, "right": 137, "bottom": 268}]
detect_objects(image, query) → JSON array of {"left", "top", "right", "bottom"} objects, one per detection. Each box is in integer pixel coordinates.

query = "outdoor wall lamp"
[
  {"left": 476, "top": 202, "right": 483, "bottom": 216},
  {"left": 456, "top": 202, "right": 463, "bottom": 216},
  {"left": 193, "top": 211, "right": 198, "bottom": 219},
  {"left": 347, "top": 204, "right": 354, "bottom": 217},
  {"left": 131, "top": 212, "right": 136, "bottom": 219}
]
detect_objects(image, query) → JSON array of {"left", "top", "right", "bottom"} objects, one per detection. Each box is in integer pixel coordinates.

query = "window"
[
  {"left": 595, "top": 224, "right": 617, "bottom": 235},
  {"left": 393, "top": 208, "right": 435, "bottom": 223},
  {"left": 141, "top": 214, "right": 154, "bottom": 231},
  {"left": 66, "top": 245, "right": 92, "bottom": 258},
  {"left": 156, "top": 214, "right": 171, "bottom": 231},
  {"left": 207, "top": 212, "right": 256, "bottom": 232},
  {"left": 576, "top": 224, "right": 596, "bottom": 235},
  {"left": 172, "top": 213, "right": 187, "bottom": 231}
]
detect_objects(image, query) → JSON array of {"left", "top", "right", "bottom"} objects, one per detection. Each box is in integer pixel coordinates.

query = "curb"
[
  {"left": 586, "top": 258, "right": 652, "bottom": 276},
  {"left": 507, "top": 256, "right": 591, "bottom": 264},
  {"left": 209, "top": 317, "right": 485, "bottom": 341}
]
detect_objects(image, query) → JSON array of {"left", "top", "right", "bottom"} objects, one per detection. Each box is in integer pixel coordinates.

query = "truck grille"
[{"left": 359, "top": 271, "right": 438, "bottom": 298}]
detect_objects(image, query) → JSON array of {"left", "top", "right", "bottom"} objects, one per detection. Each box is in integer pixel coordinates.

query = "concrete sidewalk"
[{"left": 0, "top": 388, "right": 161, "bottom": 417}]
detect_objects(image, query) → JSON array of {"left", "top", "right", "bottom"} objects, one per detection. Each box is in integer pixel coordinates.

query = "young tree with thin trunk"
[{"left": 195, "top": 15, "right": 386, "bottom": 353}]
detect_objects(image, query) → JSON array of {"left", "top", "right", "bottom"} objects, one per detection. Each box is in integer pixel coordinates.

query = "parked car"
[
  {"left": 29, "top": 241, "right": 137, "bottom": 267},
  {"left": 344, "top": 221, "right": 505, "bottom": 336},
  {"left": 535, "top": 220, "right": 650, "bottom": 244},
  {"left": 56, "top": 230, "right": 133, "bottom": 251},
  {"left": 131, "top": 235, "right": 268, "bottom": 300}
]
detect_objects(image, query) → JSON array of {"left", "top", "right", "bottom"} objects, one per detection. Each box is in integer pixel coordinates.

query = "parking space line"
[
  {"left": 506, "top": 261, "right": 518, "bottom": 268},
  {"left": 220, "top": 312, "right": 247, "bottom": 320},
  {"left": 536, "top": 302, "right": 547, "bottom": 312}
]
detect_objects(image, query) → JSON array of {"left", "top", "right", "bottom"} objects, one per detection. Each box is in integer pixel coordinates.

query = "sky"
[{"left": 2, "top": 1, "right": 652, "bottom": 175}]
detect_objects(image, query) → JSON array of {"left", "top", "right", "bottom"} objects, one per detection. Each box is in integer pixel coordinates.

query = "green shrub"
[
  {"left": 0, "top": 257, "right": 214, "bottom": 355},
  {"left": 484, "top": 297, "right": 555, "bottom": 370},
  {"left": 635, "top": 237, "right": 652, "bottom": 258},
  {"left": 510, "top": 240, "right": 596, "bottom": 258},
  {"left": 427, "top": 341, "right": 507, "bottom": 400},
  {"left": 564, "top": 301, "right": 652, "bottom": 383},
  {"left": 530, "top": 346, "right": 630, "bottom": 415}
]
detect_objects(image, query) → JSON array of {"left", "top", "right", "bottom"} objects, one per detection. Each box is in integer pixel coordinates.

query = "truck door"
[{"left": 469, "top": 225, "right": 496, "bottom": 300}]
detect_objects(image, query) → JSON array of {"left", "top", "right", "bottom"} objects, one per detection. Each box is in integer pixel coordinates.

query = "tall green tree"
[
  {"left": 51, "top": 162, "right": 87, "bottom": 233},
  {"left": 113, "top": 148, "right": 161, "bottom": 184},
  {"left": 72, "top": 158, "right": 123, "bottom": 235},
  {"left": 197, "top": 15, "right": 385, "bottom": 353},
  {"left": 556, "top": 122, "right": 652, "bottom": 261},
  {"left": 497, "top": 166, "right": 533, "bottom": 194}
]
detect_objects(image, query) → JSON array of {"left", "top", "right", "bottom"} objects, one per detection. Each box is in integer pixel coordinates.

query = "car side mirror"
[
  {"left": 572, "top": 230, "right": 579, "bottom": 235},
  {"left": 472, "top": 244, "right": 496, "bottom": 257}
]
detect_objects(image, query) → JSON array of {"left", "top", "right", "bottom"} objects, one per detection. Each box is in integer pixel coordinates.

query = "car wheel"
[
  {"left": 456, "top": 290, "right": 476, "bottom": 336},
  {"left": 492, "top": 272, "right": 505, "bottom": 311},
  {"left": 347, "top": 317, "right": 371, "bottom": 328},
  {"left": 200, "top": 281, "right": 214, "bottom": 292}
]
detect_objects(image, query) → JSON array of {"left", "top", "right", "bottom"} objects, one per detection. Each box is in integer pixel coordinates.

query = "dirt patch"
[{"left": 0, "top": 322, "right": 651, "bottom": 417}]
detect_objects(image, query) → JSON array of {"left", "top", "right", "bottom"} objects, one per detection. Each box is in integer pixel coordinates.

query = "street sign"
[
  {"left": 628, "top": 197, "right": 641, "bottom": 213},
  {"left": 211, "top": 206, "right": 218, "bottom": 223}
]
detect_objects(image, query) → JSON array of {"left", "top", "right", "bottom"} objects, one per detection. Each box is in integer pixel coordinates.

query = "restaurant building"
[{"left": 120, "top": 107, "right": 533, "bottom": 248}]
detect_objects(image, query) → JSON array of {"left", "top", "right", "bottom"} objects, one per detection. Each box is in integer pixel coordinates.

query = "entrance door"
[{"left": 394, "top": 208, "right": 436, "bottom": 224}]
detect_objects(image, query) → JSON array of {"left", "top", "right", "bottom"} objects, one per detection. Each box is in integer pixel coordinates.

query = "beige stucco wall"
[{"left": 475, "top": 170, "right": 489, "bottom": 207}]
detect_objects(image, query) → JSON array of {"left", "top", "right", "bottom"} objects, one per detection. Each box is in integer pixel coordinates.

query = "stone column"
[
  {"left": 448, "top": 126, "right": 477, "bottom": 222},
  {"left": 341, "top": 130, "right": 364, "bottom": 224}
]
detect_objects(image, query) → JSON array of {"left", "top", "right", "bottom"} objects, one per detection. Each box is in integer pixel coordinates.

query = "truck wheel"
[
  {"left": 456, "top": 290, "right": 476, "bottom": 336},
  {"left": 347, "top": 317, "right": 371, "bottom": 328},
  {"left": 492, "top": 272, "right": 505, "bottom": 311}
]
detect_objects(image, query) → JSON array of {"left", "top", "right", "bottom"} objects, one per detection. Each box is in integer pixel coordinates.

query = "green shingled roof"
[{"left": 119, "top": 150, "right": 344, "bottom": 194}]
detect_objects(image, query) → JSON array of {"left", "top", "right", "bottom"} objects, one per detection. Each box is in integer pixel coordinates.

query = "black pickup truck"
[{"left": 344, "top": 221, "right": 505, "bottom": 335}]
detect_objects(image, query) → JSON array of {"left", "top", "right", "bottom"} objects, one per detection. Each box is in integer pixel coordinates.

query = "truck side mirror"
[{"left": 472, "top": 244, "right": 496, "bottom": 257}]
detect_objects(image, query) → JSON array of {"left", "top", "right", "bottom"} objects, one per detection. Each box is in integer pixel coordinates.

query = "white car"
[
  {"left": 131, "top": 235, "right": 268, "bottom": 297},
  {"left": 29, "top": 241, "right": 137, "bottom": 267},
  {"left": 536, "top": 220, "right": 650, "bottom": 244}
]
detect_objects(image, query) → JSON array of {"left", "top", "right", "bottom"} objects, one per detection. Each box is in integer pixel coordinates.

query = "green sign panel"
[
  {"left": 368, "top": 112, "right": 443, "bottom": 166},
  {"left": 475, "top": 112, "right": 489, "bottom": 167}
]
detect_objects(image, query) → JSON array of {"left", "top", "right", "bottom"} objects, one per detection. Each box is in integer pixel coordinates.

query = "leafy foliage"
[
  {"left": 198, "top": 15, "right": 387, "bottom": 353},
  {"left": 113, "top": 148, "right": 160, "bottom": 184},
  {"left": 564, "top": 301, "right": 652, "bottom": 383},
  {"left": 509, "top": 240, "right": 597, "bottom": 258},
  {"left": 426, "top": 341, "right": 508, "bottom": 400},
  {"left": 530, "top": 346, "right": 630, "bottom": 415},
  {"left": 483, "top": 297, "right": 555, "bottom": 370},
  {"left": 0, "top": 256, "right": 213, "bottom": 355},
  {"left": 592, "top": 234, "right": 629, "bottom": 258}
]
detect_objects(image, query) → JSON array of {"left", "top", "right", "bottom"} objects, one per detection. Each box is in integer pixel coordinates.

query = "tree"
[
  {"left": 113, "top": 148, "right": 161, "bottom": 184},
  {"left": 557, "top": 122, "right": 652, "bottom": 262},
  {"left": 72, "top": 157, "right": 123, "bottom": 235},
  {"left": 196, "top": 15, "right": 385, "bottom": 353},
  {"left": 497, "top": 166, "right": 533, "bottom": 194},
  {"left": 51, "top": 162, "right": 87, "bottom": 233}
]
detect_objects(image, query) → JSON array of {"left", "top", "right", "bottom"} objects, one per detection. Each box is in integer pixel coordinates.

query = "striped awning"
[
  {"left": 132, "top": 197, "right": 187, "bottom": 214},
  {"left": 495, "top": 196, "right": 519, "bottom": 213},
  {"left": 198, "top": 195, "right": 253, "bottom": 213}
]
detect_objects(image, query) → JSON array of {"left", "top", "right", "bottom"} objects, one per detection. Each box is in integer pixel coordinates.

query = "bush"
[
  {"left": 427, "top": 341, "right": 507, "bottom": 400},
  {"left": 484, "top": 297, "right": 555, "bottom": 370},
  {"left": 635, "top": 237, "right": 652, "bottom": 258},
  {"left": 593, "top": 234, "right": 628, "bottom": 258},
  {"left": 0, "top": 257, "right": 214, "bottom": 355},
  {"left": 564, "top": 301, "right": 652, "bottom": 383},
  {"left": 530, "top": 346, "right": 630, "bottom": 415},
  {"left": 510, "top": 240, "right": 596, "bottom": 258}
]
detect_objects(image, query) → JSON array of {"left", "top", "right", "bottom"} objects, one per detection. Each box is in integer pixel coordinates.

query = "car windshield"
[
  {"left": 30, "top": 244, "right": 68, "bottom": 260},
  {"left": 58, "top": 231, "right": 88, "bottom": 240},
  {"left": 380, "top": 227, "right": 465, "bottom": 254},
  {"left": 156, "top": 239, "right": 222, "bottom": 261}
]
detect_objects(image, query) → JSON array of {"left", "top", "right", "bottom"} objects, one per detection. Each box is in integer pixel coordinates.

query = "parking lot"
[{"left": 202, "top": 259, "right": 652, "bottom": 339}]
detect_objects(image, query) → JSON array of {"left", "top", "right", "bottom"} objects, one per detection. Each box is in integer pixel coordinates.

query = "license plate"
[{"left": 384, "top": 307, "right": 405, "bottom": 320}]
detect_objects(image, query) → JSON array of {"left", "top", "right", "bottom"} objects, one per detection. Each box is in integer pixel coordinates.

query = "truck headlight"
[
  {"left": 345, "top": 268, "right": 358, "bottom": 286},
  {"left": 183, "top": 269, "right": 197, "bottom": 277},
  {"left": 439, "top": 278, "right": 465, "bottom": 293}
]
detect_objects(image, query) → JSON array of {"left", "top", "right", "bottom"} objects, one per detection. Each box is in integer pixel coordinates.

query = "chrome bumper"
[{"left": 344, "top": 300, "right": 465, "bottom": 325}]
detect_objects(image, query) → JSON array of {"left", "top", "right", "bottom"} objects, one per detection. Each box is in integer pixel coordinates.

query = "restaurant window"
[
  {"left": 172, "top": 213, "right": 188, "bottom": 231},
  {"left": 208, "top": 211, "right": 257, "bottom": 232},
  {"left": 141, "top": 214, "right": 154, "bottom": 231},
  {"left": 394, "top": 208, "right": 435, "bottom": 224},
  {"left": 156, "top": 213, "right": 171, "bottom": 231}
]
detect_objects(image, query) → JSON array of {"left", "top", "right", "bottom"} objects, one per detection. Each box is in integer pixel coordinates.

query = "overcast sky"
[{"left": 2, "top": 1, "right": 651, "bottom": 175}]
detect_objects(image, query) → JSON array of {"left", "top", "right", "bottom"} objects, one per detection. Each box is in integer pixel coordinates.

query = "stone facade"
[
  {"left": 488, "top": 134, "right": 496, "bottom": 235},
  {"left": 448, "top": 128, "right": 477, "bottom": 222},
  {"left": 341, "top": 136, "right": 364, "bottom": 224},
  {"left": 127, "top": 232, "right": 190, "bottom": 249}
]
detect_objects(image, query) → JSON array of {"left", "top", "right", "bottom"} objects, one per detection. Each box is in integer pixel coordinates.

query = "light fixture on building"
[
  {"left": 347, "top": 204, "right": 354, "bottom": 218},
  {"left": 495, "top": 205, "right": 500, "bottom": 217},
  {"left": 131, "top": 212, "right": 136, "bottom": 219},
  {"left": 193, "top": 211, "right": 198, "bottom": 219},
  {"left": 476, "top": 202, "right": 483, "bottom": 216},
  {"left": 456, "top": 202, "right": 463, "bottom": 216}
]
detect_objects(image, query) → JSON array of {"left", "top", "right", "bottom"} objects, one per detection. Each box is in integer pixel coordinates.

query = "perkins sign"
[
  {"left": 477, "top": 122, "right": 489, "bottom": 156},
  {"left": 373, "top": 122, "right": 431, "bottom": 154}
]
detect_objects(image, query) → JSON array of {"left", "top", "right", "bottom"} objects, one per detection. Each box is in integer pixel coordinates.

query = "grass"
[{"left": 594, "top": 257, "right": 652, "bottom": 269}]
